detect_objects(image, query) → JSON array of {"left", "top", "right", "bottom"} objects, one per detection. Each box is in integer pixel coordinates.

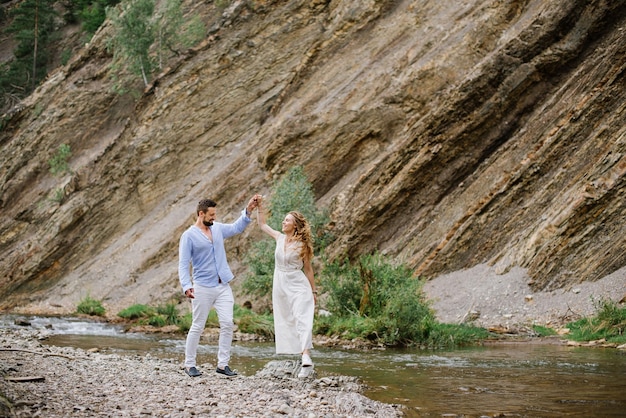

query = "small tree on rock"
[{"left": 107, "top": 0, "right": 156, "bottom": 87}]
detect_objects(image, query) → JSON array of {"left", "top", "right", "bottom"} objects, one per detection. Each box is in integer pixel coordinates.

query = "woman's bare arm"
[{"left": 256, "top": 196, "right": 280, "bottom": 239}]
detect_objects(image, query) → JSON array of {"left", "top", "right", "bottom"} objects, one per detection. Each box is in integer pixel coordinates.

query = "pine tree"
[
  {"left": 7, "top": 0, "right": 57, "bottom": 90},
  {"left": 1, "top": 0, "right": 56, "bottom": 107}
]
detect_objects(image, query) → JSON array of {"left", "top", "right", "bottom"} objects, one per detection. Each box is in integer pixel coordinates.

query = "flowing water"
[{"left": 3, "top": 315, "right": 626, "bottom": 417}]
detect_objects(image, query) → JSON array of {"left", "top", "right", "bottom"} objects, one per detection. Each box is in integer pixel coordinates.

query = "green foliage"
[
  {"left": 242, "top": 239, "right": 275, "bottom": 297},
  {"left": 532, "top": 325, "right": 557, "bottom": 337},
  {"left": 178, "top": 312, "right": 192, "bottom": 332},
  {"left": 155, "top": 0, "right": 205, "bottom": 67},
  {"left": 371, "top": 278, "right": 435, "bottom": 345},
  {"left": 235, "top": 305, "right": 274, "bottom": 338},
  {"left": 313, "top": 314, "right": 378, "bottom": 341},
  {"left": 117, "top": 302, "right": 179, "bottom": 326},
  {"left": 107, "top": 0, "right": 205, "bottom": 88},
  {"left": 317, "top": 253, "right": 487, "bottom": 347},
  {"left": 77, "top": 296, "right": 106, "bottom": 316},
  {"left": 148, "top": 314, "right": 167, "bottom": 327},
  {"left": 61, "top": 50, "right": 73, "bottom": 66},
  {"left": 1, "top": 0, "right": 56, "bottom": 99},
  {"left": 117, "top": 304, "right": 153, "bottom": 320},
  {"left": 567, "top": 298, "right": 626, "bottom": 344},
  {"left": 205, "top": 309, "right": 219, "bottom": 327},
  {"left": 81, "top": 0, "right": 121, "bottom": 33},
  {"left": 422, "top": 322, "right": 491, "bottom": 348},
  {"left": 321, "top": 253, "right": 416, "bottom": 318},
  {"left": 243, "top": 166, "right": 331, "bottom": 299},
  {"left": 49, "top": 187, "right": 65, "bottom": 203},
  {"left": 114, "top": 302, "right": 276, "bottom": 337},
  {"left": 49, "top": 144, "right": 72, "bottom": 175},
  {"left": 214, "top": 0, "right": 230, "bottom": 9},
  {"left": 156, "top": 302, "right": 179, "bottom": 325},
  {"left": 265, "top": 166, "right": 330, "bottom": 241},
  {"left": 33, "top": 103, "right": 44, "bottom": 117},
  {"left": 107, "top": 0, "right": 156, "bottom": 87}
]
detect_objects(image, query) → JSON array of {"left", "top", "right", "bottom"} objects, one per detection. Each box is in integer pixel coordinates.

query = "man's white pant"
[{"left": 184, "top": 283, "right": 234, "bottom": 369}]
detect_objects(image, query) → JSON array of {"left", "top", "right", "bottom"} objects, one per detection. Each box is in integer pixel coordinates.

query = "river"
[{"left": 2, "top": 315, "right": 625, "bottom": 417}]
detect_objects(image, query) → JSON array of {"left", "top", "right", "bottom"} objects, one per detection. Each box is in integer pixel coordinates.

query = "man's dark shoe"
[
  {"left": 185, "top": 366, "right": 202, "bottom": 377},
  {"left": 216, "top": 366, "right": 237, "bottom": 377}
]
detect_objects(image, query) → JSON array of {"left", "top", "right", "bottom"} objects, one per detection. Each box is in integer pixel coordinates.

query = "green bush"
[
  {"left": 178, "top": 312, "right": 192, "bottom": 332},
  {"left": 236, "top": 312, "right": 274, "bottom": 338},
  {"left": 77, "top": 296, "right": 105, "bottom": 316},
  {"left": 148, "top": 314, "right": 167, "bottom": 327},
  {"left": 532, "top": 325, "right": 557, "bottom": 337},
  {"left": 318, "top": 253, "right": 435, "bottom": 345},
  {"left": 80, "top": 0, "right": 121, "bottom": 34},
  {"left": 49, "top": 144, "right": 72, "bottom": 175},
  {"left": 320, "top": 253, "right": 418, "bottom": 318},
  {"left": 317, "top": 253, "right": 488, "bottom": 347},
  {"left": 313, "top": 314, "right": 379, "bottom": 341},
  {"left": 156, "top": 302, "right": 179, "bottom": 325},
  {"left": 423, "top": 322, "right": 491, "bottom": 348},
  {"left": 567, "top": 298, "right": 626, "bottom": 343},
  {"left": 243, "top": 239, "right": 276, "bottom": 298},
  {"left": 371, "top": 279, "right": 434, "bottom": 345},
  {"left": 117, "top": 304, "right": 153, "bottom": 320}
]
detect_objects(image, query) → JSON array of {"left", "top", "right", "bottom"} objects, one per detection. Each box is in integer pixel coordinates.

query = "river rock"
[{"left": 0, "top": 327, "right": 402, "bottom": 417}]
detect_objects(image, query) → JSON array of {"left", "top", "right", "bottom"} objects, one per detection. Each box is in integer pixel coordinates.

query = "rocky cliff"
[{"left": 1, "top": 0, "right": 625, "bottom": 315}]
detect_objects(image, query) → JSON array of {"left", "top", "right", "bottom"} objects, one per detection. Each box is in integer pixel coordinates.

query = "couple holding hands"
[{"left": 177, "top": 194, "right": 316, "bottom": 378}]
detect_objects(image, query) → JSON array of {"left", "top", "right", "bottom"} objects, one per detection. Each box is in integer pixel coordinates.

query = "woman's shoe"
[
  {"left": 301, "top": 353, "right": 313, "bottom": 367},
  {"left": 298, "top": 366, "right": 313, "bottom": 378}
]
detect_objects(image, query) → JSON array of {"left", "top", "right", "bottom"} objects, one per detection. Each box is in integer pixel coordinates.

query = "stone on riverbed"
[{"left": 0, "top": 327, "right": 403, "bottom": 417}]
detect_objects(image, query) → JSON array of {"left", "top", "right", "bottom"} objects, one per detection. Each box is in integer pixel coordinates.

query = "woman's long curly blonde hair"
[{"left": 289, "top": 211, "right": 313, "bottom": 262}]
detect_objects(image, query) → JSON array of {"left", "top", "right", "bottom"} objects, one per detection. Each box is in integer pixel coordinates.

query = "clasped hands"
[{"left": 247, "top": 194, "right": 264, "bottom": 214}]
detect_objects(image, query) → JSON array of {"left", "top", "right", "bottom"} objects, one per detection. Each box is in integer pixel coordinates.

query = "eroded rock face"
[{"left": 1, "top": 0, "right": 625, "bottom": 313}]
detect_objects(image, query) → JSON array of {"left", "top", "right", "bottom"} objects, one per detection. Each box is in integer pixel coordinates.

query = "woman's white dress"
[{"left": 272, "top": 234, "right": 314, "bottom": 354}]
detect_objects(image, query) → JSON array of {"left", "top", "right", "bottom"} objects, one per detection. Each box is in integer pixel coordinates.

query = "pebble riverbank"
[{"left": 0, "top": 328, "right": 402, "bottom": 417}]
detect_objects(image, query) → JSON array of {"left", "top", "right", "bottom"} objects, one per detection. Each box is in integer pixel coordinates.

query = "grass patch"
[
  {"left": 118, "top": 304, "right": 153, "bottom": 320},
  {"left": 567, "top": 298, "right": 626, "bottom": 344},
  {"left": 77, "top": 296, "right": 105, "bottom": 316},
  {"left": 49, "top": 144, "right": 71, "bottom": 175},
  {"left": 156, "top": 303, "right": 179, "bottom": 325},
  {"left": 236, "top": 309, "right": 274, "bottom": 338},
  {"left": 178, "top": 313, "right": 192, "bottom": 332},
  {"left": 117, "top": 303, "right": 179, "bottom": 326},
  {"left": 532, "top": 325, "right": 557, "bottom": 337},
  {"left": 424, "top": 322, "right": 491, "bottom": 348}
]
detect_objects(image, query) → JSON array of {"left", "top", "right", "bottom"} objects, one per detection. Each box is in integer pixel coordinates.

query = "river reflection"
[{"left": 3, "top": 315, "right": 626, "bottom": 417}]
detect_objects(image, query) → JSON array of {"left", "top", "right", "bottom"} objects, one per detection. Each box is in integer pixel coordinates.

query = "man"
[{"left": 178, "top": 196, "right": 257, "bottom": 377}]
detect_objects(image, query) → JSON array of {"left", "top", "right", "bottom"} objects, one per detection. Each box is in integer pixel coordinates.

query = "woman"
[{"left": 256, "top": 195, "right": 317, "bottom": 374}]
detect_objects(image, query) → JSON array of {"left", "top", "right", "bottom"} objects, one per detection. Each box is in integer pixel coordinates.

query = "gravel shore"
[
  {"left": 423, "top": 263, "right": 626, "bottom": 330},
  {"left": 0, "top": 328, "right": 402, "bottom": 418}
]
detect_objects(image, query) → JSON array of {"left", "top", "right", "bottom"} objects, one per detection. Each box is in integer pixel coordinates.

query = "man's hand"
[
  {"left": 185, "top": 288, "right": 195, "bottom": 299},
  {"left": 246, "top": 195, "right": 259, "bottom": 214}
]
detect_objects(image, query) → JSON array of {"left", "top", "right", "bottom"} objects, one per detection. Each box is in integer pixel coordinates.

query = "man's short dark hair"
[{"left": 197, "top": 199, "right": 217, "bottom": 215}]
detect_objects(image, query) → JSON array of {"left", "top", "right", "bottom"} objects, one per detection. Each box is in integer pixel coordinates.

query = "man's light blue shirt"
[{"left": 178, "top": 208, "right": 251, "bottom": 294}]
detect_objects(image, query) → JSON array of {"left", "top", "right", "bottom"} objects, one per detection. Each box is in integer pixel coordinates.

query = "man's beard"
[{"left": 203, "top": 220, "right": 213, "bottom": 227}]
